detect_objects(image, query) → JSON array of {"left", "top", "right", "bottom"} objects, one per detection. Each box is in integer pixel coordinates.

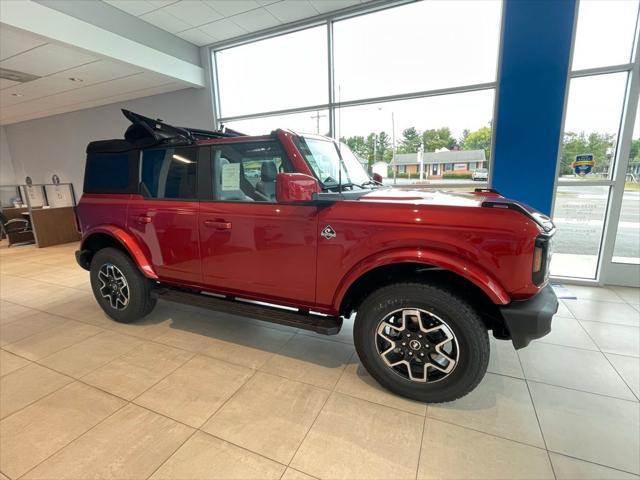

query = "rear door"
[
  {"left": 199, "top": 139, "right": 318, "bottom": 305},
  {"left": 127, "top": 146, "right": 202, "bottom": 284}
]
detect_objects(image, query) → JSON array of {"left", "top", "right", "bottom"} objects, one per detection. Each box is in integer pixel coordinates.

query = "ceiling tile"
[
  {"left": 103, "top": 0, "right": 157, "bottom": 16},
  {"left": 0, "top": 26, "right": 47, "bottom": 61},
  {"left": 204, "top": 0, "right": 260, "bottom": 17},
  {"left": 266, "top": 0, "right": 318, "bottom": 22},
  {"left": 230, "top": 7, "right": 281, "bottom": 32},
  {"left": 199, "top": 18, "right": 247, "bottom": 41},
  {"left": 175, "top": 28, "right": 216, "bottom": 45},
  {"left": 162, "top": 1, "right": 223, "bottom": 27},
  {"left": 147, "top": 0, "right": 181, "bottom": 7},
  {"left": 0, "top": 43, "right": 97, "bottom": 77},
  {"left": 311, "top": 0, "right": 360, "bottom": 13},
  {"left": 139, "top": 8, "right": 192, "bottom": 33},
  {"left": 50, "top": 59, "right": 142, "bottom": 84},
  {"left": 255, "top": 0, "right": 280, "bottom": 5}
]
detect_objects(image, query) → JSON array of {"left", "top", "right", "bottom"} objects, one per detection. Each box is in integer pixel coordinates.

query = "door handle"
[
  {"left": 204, "top": 220, "right": 232, "bottom": 230},
  {"left": 136, "top": 215, "right": 152, "bottom": 224}
]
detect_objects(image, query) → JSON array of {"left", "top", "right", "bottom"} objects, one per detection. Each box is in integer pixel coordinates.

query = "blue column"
[{"left": 491, "top": 0, "right": 576, "bottom": 215}]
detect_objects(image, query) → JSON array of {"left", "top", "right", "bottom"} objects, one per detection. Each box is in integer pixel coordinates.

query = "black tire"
[
  {"left": 354, "top": 282, "right": 489, "bottom": 403},
  {"left": 90, "top": 247, "right": 157, "bottom": 323}
]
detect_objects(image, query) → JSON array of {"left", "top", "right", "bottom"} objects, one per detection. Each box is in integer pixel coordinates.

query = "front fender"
[
  {"left": 81, "top": 225, "right": 158, "bottom": 279},
  {"left": 332, "top": 247, "right": 510, "bottom": 312}
]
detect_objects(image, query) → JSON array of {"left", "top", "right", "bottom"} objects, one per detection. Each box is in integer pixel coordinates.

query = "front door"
[
  {"left": 199, "top": 139, "right": 318, "bottom": 305},
  {"left": 127, "top": 146, "right": 201, "bottom": 284}
]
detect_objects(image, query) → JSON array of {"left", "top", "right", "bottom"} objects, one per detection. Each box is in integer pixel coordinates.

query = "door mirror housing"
[
  {"left": 372, "top": 173, "right": 383, "bottom": 184},
  {"left": 276, "top": 173, "right": 320, "bottom": 202}
]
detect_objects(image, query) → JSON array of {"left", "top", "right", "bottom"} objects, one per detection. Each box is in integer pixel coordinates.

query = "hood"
[{"left": 356, "top": 187, "right": 555, "bottom": 233}]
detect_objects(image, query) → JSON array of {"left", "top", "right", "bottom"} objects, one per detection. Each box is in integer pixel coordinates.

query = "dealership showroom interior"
[{"left": 1, "top": 0, "right": 640, "bottom": 479}]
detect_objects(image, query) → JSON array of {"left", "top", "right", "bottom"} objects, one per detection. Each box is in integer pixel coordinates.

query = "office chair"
[{"left": 0, "top": 211, "right": 35, "bottom": 247}]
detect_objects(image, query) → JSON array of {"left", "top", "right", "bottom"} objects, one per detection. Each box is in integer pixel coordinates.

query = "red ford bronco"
[{"left": 76, "top": 110, "right": 557, "bottom": 402}]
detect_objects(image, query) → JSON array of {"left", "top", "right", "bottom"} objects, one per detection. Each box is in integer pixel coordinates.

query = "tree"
[
  {"left": 461, "top": 126, "right": 492, "bottom": 160},
  {"left": 629, "top": 138, "right": 640, "bottom": 161},
  {"left": 341, "top": 135, "right": 368, "bottom": 160},
  {"left": 398, "top": 127, "right": 422, "bottom": 153},
  {"left": 376, "top": 131, "right": 391, "bottom": 162},
  {"left": 559, "top": 131, "right": 614, "bottom": 176},
  {"left": 422, "top": 127, "right": 456, "bottom": 152}
]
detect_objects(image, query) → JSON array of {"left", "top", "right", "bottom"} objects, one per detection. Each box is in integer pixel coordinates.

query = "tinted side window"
[
  {"left": 212, "top": 141, "right": 291, "bottom": 202},
  {"left": 84, "top": 152, "right": 135, "bottom": 193},
  {"left": 141, "top": 148, "right": 197, "bottom": 200}
]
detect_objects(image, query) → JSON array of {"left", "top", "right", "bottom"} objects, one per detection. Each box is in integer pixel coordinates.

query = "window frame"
[{"left": 208, "top": 0, "right": 504, "bottom": 192}]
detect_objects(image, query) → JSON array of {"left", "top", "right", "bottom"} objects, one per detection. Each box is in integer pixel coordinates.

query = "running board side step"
[{"left": 152, "top": 288, "right": 343, "bottom": 335}]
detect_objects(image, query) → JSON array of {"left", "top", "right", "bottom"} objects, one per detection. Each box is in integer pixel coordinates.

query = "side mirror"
[
  {"left": 276, "top": 173, "right": 320, "bottom": 202},
  {"left": 372, "top": 173, "right": 383, "bottom": 184}
]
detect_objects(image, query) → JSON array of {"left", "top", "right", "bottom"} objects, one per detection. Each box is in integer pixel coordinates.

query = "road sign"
[{"left": 572, "top": 154, "right": 595, "bottom": 176}]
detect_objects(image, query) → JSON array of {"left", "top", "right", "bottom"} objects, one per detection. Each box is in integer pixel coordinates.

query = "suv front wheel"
[
  {"left": 90, "top": 247, "right": 157, "bottom": 323},
  {"left": 354, "top": 283, "right": 489, "bottom": 403}
]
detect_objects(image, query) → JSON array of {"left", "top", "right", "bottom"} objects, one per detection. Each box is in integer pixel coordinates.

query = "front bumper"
[
  {"left": 499, "top": 285, "right": 558, "bottom": 349},
  {"left": 75, "top": 249, "right": 91, "bottom": 271}
]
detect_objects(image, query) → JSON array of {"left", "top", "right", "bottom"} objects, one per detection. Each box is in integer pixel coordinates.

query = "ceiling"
[
  {"left": 0, "top": 25, "right": 187, "bottom": 125},
  {"left": 104, "top": 0, "right": 372, "bottom": 46}
]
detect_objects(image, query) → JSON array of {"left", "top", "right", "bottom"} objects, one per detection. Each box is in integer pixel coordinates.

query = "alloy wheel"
[
  {"left": 97, "top": 263, "right": 130, "bottom": 310},
  {"left": 375, "top": 308, "right": 459, "bottom": 383}
]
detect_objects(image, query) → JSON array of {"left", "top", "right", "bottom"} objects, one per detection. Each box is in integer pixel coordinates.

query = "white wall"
[
  {"left": 3, "top": 86, "right": 215, "bottom": 197},
  {"left": 0, "top": 126, "right": 16, "bottom": 186}
]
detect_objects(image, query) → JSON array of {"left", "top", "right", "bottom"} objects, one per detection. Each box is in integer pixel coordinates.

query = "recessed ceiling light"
[
  {"left": 68, "top": 77, "right": 83, "bottom": 82},
  {"left": 11, "top": 93, "right": 23, "bottom": 97}
]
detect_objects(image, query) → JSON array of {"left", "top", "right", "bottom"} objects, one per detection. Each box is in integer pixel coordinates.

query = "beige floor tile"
[
  {"left": 0, "top": 349, "right": 29, "bottom": 376},
  {"left": 3, "top": 320, "right": 102, "bottom": 361},
  {"left": 0, "top": 471, "right": 9, "bottom": 480},
  {"left": 561, "top": 285, "right": 627, "bottom": 303},
  {"left": 0, "top": 301, "right": 36, "bottom": 325},
  {"left": 530, "top": 381, "right": 640, "bottom": 474},
  {"left": 260, "top": 334, "right": 353, "bottom": 389},
  {"left": 488, "top": 336, "right": 524, "bottom": 378},
  {"left": 199, "top": 325, "right": 295, "bottom": 369},
  {"left": 38, "top": 330, "right": 144, "bottom": 378},
  {"left": 0, "top": 382, "right": 125, "bottom": 479},
  {"left": 429, "top": 373, "right": 544, "bottom": 447},
  {"left": 557, "top": 300, "right": 574, "bottom": 318},
  {"left": 82, "top": 341, "right": 193, "bottom": 400},
  {"left": 565, "top": 299, "right": 640, "bottom": 327},
  {"left": 334, "top": 355, "right": 426, "bottom": 416},
  {"left": 579, "top": 321, "right": 640, "bottom": 357},
  {"left": 550, "top": 453, "right": 640, "bottom": 480},
  {"left": 0, "top": 311, "right": 67, "bottom": 347},
  {"left": 536, "top": 315, "right": 599, "bottom": 350},
  {"left": 151, "top": 431, "right": 285, "bottom": 479},
  {"left": 291, "top": 392, "right": 423, "bottom": 480},
  {"left": 611, "top": 287, "right": 640, "bottom": 307},
  {"left": 45, "top": 290, "right": 114, "bottom": 328},
  {"left": 204, "top": 372, "right": 329, "bottom": 464},
  {"left": 105, "top": 303, "right": 177, "bottom": 340},
  {"left": 281, "top": 468, "right": 317, "bottom": 480},
  {"left": 154, "top": 326, "right": 215, "bottom": 353},
  {"left": 0, "top": 363, "right": 72, "bottom": 419},
  {"left": 518, "top": 342, "right": 636, "bottom": 400},
  {"left": 136, "top": 355, "right": 253, "bottom": 427},
  {"left": 417, "top": 419, "right": 554, "bottom": 480},
  {"left": 606, "top": 353, "right": 640, "bottom": 399},
  {"left": 23, "top": 403, "right": 193, "bottom": 480}
]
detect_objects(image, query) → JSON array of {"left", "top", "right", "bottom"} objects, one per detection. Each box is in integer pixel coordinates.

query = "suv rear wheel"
[
  {"left": 90, "top": 247, "right": 157, "bottom": 323},
  {"left": 354, "top": 283, "right": 489, "bottom": 403}
]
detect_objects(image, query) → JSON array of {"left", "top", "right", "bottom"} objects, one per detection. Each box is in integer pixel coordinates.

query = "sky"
[{"left": 216, "top": 0, "right": 639, "bottom": 142}]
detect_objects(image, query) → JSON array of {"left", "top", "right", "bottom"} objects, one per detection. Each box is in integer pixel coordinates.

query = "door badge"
[{"left": 321, "top": 225, "right": 336, "bottom": 240}]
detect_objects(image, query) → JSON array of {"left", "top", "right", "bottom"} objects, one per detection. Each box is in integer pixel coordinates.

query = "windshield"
[
  {"left": 476, "top": 168, "right": 488, "bottom": 173},
  {"left": 293, "top": 136, "right": 371, "bottom": 189}
]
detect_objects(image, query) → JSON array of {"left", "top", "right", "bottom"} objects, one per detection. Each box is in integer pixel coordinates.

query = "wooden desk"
[{"left": 31, "top": 207, "right": 81, "bottom": 247}]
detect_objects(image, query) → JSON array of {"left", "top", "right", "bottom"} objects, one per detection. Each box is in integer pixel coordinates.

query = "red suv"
[{"left": 76, "top": 110, "right": 558, "bottom": 402}]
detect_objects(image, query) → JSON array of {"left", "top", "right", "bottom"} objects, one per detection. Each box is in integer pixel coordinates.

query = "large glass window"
[
  {"left": 333, "top": 1, "right": 502, "bottom": 101},
  {"left": 212, "top": 1, "right": 502, "bottom": 190},
  {"left": 216, "top": 26, "right": 328, "bottom": 118},
  {"left": 571, "top": 0, "right": 639, "bottom": 70},
  {"left": 551, "top": 0, "right": 640, "bottom": 281}
]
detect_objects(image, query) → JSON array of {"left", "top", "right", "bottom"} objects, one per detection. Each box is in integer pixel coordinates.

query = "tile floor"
[{"left": 0, "top": 242, "right": 639, "bottom": 480}]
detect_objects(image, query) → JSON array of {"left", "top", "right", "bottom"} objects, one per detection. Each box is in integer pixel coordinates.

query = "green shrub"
[{"left": 442, "top": 172, "right": 472, "bottom": 179}]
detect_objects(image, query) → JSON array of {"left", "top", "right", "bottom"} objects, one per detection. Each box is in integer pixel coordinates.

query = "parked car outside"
[{"left": 472, "top": 168, "right": 489, "bottom": 181}]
